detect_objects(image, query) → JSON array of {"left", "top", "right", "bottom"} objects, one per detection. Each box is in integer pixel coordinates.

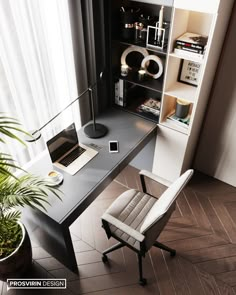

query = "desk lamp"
[{"left": 26, "top": 73, "right": 108, "bottom": 142}]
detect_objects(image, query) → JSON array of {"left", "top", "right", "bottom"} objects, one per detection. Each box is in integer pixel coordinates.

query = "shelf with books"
[
  {"left": 113, "top": 81, "right": 161, "bottom": 123},
  {"left": 162, "top": 111, "right": 191, "bottom": 135},
  {"left": 173, "top": 32, "right": 208, "bottom": 60},
  {"left": 168, "top": 9, "right": 214, "bottom": 57},
  {"left": 114, "top": 103, "right": 160, "bottom": 123},
  {"left": 136, "top": 97, "right": 161, "bottom": 119}
]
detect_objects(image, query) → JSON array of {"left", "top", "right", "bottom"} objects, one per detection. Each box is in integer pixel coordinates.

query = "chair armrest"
[{"left": 102, "top": 213, "right": 145, "bottom": 243}]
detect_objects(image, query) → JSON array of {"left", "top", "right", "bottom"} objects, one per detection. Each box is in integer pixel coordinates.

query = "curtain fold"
[{"left": 0, "top": 0, "right": 85, "bottom": 166}]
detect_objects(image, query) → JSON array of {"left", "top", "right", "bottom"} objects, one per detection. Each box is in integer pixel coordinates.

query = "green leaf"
[
  {"left": 0, "top": 114, "right": 63, "bottom": 256},
  {"left": 0, "top": 128, "right": 26, "bottom": 146}
]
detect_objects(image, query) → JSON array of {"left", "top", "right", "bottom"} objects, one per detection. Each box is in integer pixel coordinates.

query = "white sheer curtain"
[{"left": 0, "top": 0, "right": 81, "bottom": 165}]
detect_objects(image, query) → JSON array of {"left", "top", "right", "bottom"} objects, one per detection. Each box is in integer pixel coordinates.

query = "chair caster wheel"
[
  {"left": 170, "top": 250, "right": 176, "bottom": 257},
  {"left": 139, "top": 278, "right": 147, "bottom": 286},
  {"left": 102, "top": 255, "right": 108, "bottom": 263}
]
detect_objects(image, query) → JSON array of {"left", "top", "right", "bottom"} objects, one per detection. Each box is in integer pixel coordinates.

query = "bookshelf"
[
  {"left": 153, "top": 0, "right": 234, "bottom": 184},
  {"left": 106, "top": 0, "right": 234, "bottom": 184}
]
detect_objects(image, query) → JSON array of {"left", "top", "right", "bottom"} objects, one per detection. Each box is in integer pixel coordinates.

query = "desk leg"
[{"left": 22, "top": 208, "right": 78, "bottom": 273}]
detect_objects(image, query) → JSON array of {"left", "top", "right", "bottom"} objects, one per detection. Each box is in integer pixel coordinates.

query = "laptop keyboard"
[{"left": 59, "top": 146, "right": 86, "bottom": 167}]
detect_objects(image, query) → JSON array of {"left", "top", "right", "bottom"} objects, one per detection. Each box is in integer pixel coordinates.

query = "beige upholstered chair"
[{"left": 101, "top": 169, "right": 194, "bottom": 285}]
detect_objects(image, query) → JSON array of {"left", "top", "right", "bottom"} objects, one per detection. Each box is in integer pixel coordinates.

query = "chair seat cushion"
[{"left": 104, "top": 189, "right": 156, "bottom": 249}]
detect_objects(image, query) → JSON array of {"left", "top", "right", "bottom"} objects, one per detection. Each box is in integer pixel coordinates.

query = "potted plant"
[{"left": 0, "top": 113, "right": 61, "bottom": 280}]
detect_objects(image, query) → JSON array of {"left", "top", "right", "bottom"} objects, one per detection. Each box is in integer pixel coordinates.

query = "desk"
[{"left": 23, "top": 108, "right": 157, "bottom": 272}]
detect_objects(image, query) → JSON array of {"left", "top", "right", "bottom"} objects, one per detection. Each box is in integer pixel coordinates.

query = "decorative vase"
[{"left": 175, "top": 98, "right": 190, "bottom": 118}]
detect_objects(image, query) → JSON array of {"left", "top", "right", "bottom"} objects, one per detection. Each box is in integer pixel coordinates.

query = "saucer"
[{"left": 46, "top": 172, "right": 64, "bottom": 186}]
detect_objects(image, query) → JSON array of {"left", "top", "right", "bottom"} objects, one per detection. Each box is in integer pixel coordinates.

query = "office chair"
[{"left": 101, "top": 169, "right": 194, "bottom": 285}]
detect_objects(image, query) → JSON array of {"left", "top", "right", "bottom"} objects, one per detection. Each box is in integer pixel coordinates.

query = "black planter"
[{"left": 0, "top": 222, "right": 32, "bottom": 281}]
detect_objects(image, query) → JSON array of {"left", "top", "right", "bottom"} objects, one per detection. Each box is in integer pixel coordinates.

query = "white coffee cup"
[{"left": 48, "top": 170, "right": 60, "bottom": 182}]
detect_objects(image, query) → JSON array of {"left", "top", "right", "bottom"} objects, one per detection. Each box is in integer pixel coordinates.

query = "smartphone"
[{"left": 109, "top": 141, "right": 119, "bottom": 153}]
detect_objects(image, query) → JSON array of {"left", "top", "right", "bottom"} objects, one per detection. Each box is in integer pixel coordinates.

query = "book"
[
  {"left": 166, "top": 111, "right": 190, "bottom": 129},
  {"left": 175, "top": 32, "right": 208, "bottom": 50},
  {"left": 137, "top": 98, "right": 161, "bottom": 116},
  {"left": 175, "top": 44, "right": 205, "bottom": 55},
  {"left": 174, "top": 48, "right": 204, "bottom": 60},
  {"left": 175, "top": 41, "right": 205, "bottom": 51},
  {"left": 140, "top": 98, "right": 161, "bottom": 110},
  {"left": 114, "top": 79, "right": 126, "bottom": 107}
]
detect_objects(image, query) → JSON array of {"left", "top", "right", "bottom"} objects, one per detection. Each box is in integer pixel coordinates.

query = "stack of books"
[
  {"left": 137, "top": 98, "right": 161, "bottom": 117},
  {"left": 174, "top": 32, "right": 208, "bottom": 59}
]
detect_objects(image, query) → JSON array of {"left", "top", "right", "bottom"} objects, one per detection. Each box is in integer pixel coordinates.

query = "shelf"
[
  {"left": 113, "top": 39, "right": 168, "bottom": 55},
  {"left": 169, "top": 9, "right": 214, "bottom": 56},
  {"left": 160, "top": 120, "right": 189, "bottom": 135},
  {"left": 164, "top": 55, "right": 200, "bottom": 101},
  {"left": 169, "top": 52, "right": 204, "bottom": 64},
  {"left": 160, "top": 94, "right": 192, "bottom": 134},
  {"left": 117, "top": 71, "right": 163, "bottom": 93},
  {"left": 174, "top": 0, "right": 219, "bottom": 13},
  {"left": 165, "top": 82, "right": 197, "bottom": 102},
  {"left": 113, "top": 79, "right": 161, "bottom": 123},
  {"left": 113, "top": 104, "right": 159, "bottom": 124}
]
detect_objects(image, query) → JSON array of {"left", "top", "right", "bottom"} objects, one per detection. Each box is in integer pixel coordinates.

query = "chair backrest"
[{"left": 140, "top": 169, "right": 194, "bottom": 234}]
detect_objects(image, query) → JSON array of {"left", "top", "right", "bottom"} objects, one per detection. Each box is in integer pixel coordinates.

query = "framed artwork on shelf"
[{"left": 178, "top": 59, "right": 201, "bottom": 87}]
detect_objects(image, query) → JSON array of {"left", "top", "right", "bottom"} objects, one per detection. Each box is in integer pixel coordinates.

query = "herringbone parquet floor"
[{"left": 1, "top": 166, "right": 236, "bottom": 295}]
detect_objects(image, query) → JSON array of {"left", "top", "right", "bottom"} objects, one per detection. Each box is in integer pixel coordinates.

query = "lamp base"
[{"left": 84, "top": 123, "right": 108, "bottom": 138}]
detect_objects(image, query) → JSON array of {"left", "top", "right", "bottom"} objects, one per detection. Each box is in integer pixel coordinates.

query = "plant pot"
[{"left": 0, "top": 221, "right": 32, "bottom": 281}]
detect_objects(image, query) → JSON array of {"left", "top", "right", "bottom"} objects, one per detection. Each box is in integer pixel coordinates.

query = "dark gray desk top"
[{"left": 26, "top": 108, "right": 157, "bottom": 226}]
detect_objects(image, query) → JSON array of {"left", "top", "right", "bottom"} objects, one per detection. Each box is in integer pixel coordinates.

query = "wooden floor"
[{"left": 1, "top": 165, "right": 236, "bottom": 295}]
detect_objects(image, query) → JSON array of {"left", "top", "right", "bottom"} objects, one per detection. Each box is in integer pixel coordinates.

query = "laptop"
[{"left": 46, "top": 123, "right": 98, "bottom": 175}]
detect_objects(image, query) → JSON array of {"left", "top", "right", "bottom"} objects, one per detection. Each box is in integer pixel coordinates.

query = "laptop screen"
[{"left": 46, "top": 123, "right": 78, "bottom": 162}]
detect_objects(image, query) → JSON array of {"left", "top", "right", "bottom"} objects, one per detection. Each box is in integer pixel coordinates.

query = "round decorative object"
[
  {"left": 0, "top": 222, "right": 32, "bottom": 281},
  {"left": 121, "top": 46, "right": 149, "bottom": 69},
  {"left": 141, "top": 55, "right": 163, "bottom": 79}
]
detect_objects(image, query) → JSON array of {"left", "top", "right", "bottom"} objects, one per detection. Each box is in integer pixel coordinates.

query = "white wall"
[{"left": 194, "top": 3, "right": 236, "bottom": 187}]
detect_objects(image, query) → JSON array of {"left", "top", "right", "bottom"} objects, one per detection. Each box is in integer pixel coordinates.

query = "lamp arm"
[
  {"left": 32, "top": 87, "right": 93, "bottom": 136},
  {"left": 27, "top": 72, "right": 107, "bottom": 141}
]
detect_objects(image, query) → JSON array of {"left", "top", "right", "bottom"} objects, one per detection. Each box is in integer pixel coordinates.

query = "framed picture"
[{"left": 178, "top": 59, "right": 201, "bottom": 87}]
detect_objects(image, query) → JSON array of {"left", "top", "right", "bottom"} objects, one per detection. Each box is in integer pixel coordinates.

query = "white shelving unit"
[
  {"left": 152, "top": 0, "right": 234, "bottom": 185},
  {"left": 108, "top": 0, "right": 234, "bottom": 185}
]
